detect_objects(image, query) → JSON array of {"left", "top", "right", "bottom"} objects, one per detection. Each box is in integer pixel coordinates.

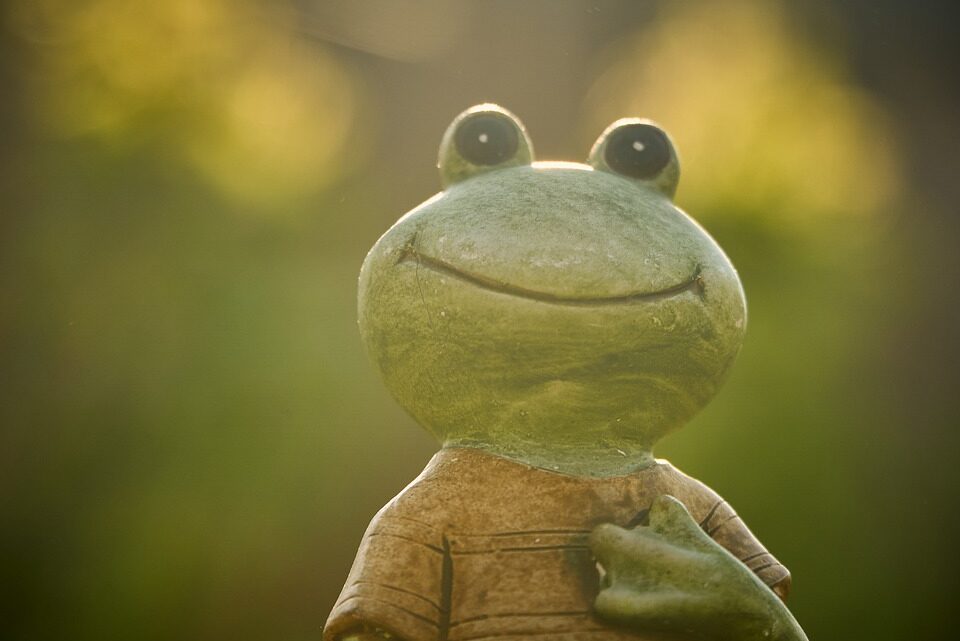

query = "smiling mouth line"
[{"left": 398, "top": 247, "right": 705, "bottom": 306}]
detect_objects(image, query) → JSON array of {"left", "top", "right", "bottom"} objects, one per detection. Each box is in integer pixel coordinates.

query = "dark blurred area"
[{"left": 1, "top": 1, "right": 958, "bottom": 639}]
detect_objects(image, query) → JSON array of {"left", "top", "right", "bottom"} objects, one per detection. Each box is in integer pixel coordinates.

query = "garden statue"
[{"left": 323, "top": 104, "right": 808, "bottom": 641}]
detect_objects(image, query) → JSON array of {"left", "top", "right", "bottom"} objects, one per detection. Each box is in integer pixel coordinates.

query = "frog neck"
[{"left": 442, "top": 437, "right": 656, "bottom": 478}]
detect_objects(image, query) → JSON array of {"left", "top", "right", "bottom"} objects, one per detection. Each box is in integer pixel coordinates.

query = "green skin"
[{"left": 350, "top": 104, "right": 808, "bottom": 641}]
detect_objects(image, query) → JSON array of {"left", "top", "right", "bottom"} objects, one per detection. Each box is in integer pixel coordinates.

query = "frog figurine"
[{"left": 324, "top": 104, "right": 808, "bottom": 641}]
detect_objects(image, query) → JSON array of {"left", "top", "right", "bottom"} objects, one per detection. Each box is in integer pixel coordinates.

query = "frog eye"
[
  {"left": 455, "top": 114, "right": 518, "bottom": 165},
  {"left": 588, "top": 119, "right": 680, "bottom": 198},
  {"left": 604, "top": 124, "right": 671, "bottom": 178},
  {"left": 438, "top": 104, "right": 535, "bottom": 187}
]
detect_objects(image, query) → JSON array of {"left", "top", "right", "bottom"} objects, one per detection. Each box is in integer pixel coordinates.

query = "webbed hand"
[{"left": 590, "top": 495, "right": 808, "bottom": 641}]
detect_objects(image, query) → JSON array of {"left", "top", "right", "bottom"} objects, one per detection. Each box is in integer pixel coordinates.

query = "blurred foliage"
[{"left": 1, "top": 1, "right": 958, "bottom": 641}]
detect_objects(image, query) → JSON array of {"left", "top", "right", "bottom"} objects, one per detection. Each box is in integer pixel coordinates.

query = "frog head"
[{"left": 358, "top": 104, "right": 746, "bottom": 476}]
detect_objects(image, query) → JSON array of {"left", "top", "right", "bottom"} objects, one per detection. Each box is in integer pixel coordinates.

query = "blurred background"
[{"left": 2, "top": 1, "right": 958, "bottom": 639}]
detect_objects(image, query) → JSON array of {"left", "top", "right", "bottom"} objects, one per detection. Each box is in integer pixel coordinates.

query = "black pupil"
[
  {"left": 454, "top": 115, "right": 519, "bottom": 166},
  {"left": 604, "top": 124, "right": 671, "bottom": 179}
]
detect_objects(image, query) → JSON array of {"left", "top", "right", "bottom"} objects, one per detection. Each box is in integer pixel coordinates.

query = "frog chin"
[{"left": 398, "top": 246, "right": 706, "bottom": 306}]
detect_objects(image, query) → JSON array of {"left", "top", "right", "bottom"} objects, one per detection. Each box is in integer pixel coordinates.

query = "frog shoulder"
[{"left": 368, "top": 448, "right": 475, "bottom": 533}]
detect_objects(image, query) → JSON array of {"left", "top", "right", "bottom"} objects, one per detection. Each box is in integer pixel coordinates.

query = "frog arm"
[
  {"left": 685, "top": 482, "right": 792, "bottom": 601},
  {"left": 590, "top": 495, "right": 808, "bottom": 641}
]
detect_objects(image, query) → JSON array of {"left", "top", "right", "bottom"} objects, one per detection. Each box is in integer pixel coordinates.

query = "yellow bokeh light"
[
  {"left": 182, "top": 38, "right": 357, "bottom": 207},
  {"left": 584, "top": 0, "right": 901, "bottom": 226},
  {"left": 9, "top": 0, "right": 359, "bottom": 208}
]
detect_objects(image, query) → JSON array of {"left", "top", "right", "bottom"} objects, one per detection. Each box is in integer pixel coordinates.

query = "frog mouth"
[{"left": 399, "top": 247, "right": 704, "bottom": 306}]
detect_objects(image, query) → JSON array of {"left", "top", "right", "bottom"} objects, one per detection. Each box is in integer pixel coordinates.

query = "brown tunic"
[{"left": 324, "top": 447, "right": 790, "bottom": 641}]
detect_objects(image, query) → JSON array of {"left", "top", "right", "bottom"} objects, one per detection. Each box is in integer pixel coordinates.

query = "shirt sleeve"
[
  {"left": 659, "top": 465, "right": 792, "bottom": 600},
  {"left": 323, "top": 512, "right": 447, "bottom": 641}
]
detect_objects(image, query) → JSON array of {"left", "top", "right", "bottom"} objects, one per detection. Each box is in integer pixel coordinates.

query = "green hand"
[{"left": 590, "top": 495, "right": 808, "bottom": 641}]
